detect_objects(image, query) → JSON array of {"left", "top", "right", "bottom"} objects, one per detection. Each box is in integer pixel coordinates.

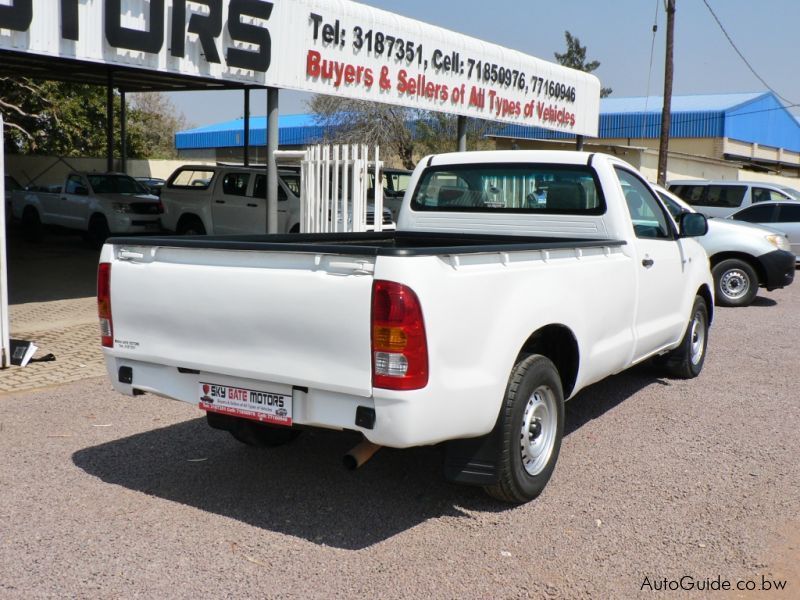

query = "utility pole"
[{"left": 657, "top": 0, "right": 676, "bottom": 186}]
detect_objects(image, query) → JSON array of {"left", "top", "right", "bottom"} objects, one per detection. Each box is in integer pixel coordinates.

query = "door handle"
[
  {"left": 61, "top": 197, "right": 67, "bottom": 201},
  {"left": 246, "top": 203, "right": 257, "bottom": 208},
  {"left": 642, "top": 257, "right": 655, "bottom": 268},
  {"left": 214, "top": 200, "right": 225, "bottom": 204}
]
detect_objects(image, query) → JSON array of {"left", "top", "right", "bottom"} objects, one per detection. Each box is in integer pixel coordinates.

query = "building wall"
[
  {"left": 5, "top": 155, "right": 212, "bottom": 187},
  {"left": 490, "top": 137, "right": 800, "bottom": 188}
]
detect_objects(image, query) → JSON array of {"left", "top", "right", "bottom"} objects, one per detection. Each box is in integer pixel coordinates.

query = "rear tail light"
[
  {"left": 371, "top": 280, "right": 428, "bottom": 390},
  {"left": 97, "top": 262, "right": 113, "bottom": 348}
]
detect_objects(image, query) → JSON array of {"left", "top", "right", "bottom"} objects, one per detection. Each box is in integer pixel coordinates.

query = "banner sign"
[{"left": 0, "top": 0, "right": 600, "bottom": 135}]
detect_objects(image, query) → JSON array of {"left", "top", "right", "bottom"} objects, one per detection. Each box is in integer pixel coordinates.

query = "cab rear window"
[
  {"left": 410, "top": 164, "right": 604, "bottom": 214},
  {"left": 167, "top": 168, "right": 216, "bottom": 190}
]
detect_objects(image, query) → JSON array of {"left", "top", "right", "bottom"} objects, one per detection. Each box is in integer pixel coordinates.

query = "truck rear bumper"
[{"left": 104, "top": 356, "right": 494, "bottom": 448}]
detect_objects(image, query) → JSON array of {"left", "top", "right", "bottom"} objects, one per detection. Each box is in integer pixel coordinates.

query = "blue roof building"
[
  {"left": 175, "top": 92, "right": 800, "bottom": 179},
  {"left": 489, "top": 92, "right": 800, "bottom": 174}
]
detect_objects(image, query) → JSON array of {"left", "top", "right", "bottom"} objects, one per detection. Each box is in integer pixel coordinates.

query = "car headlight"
[
  {"left": 765, "top": 234, "right": 791, "bottom": 252},
  {"left": 112, "top": 203, "right": 131, "bottom": 214}
]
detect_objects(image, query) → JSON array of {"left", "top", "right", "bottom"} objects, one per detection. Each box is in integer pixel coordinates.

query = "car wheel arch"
[
  {"left": 516, "top": 324, "right": 580, "bottom": 399},
  {"left": 709, "top": 252, "right": 765, "bottom": 287}
]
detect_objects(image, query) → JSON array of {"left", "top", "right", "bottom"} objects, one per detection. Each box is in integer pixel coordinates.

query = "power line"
[
  {"left": 701, "top": 0, "right": 796, "bottom": 106},
  {"left": 640, "top": 0, "right": 661, "bottom": 138}
]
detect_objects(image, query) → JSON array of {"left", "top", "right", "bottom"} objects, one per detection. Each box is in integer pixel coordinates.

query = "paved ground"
[
  {"left": 0, "top": 279, "right": 797, "bottom": 598},
  {"left": 1, "top": 298, "right": 103, "bottom": 394},
  {"left": 2, "top": 224, "right": 104, "bottom": 393}
]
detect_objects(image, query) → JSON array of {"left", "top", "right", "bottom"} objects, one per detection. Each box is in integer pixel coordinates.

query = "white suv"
[{"left": 668, "top": 179, "right": 800, "bottom": 218}]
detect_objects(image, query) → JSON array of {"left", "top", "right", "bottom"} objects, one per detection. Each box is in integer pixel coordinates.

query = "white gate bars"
[{"left": 300, "top": 144, "right": 383, "bottom": 234}]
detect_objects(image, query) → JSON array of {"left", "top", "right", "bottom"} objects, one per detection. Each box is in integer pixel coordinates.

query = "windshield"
[
  {"left": 410, "top": 164, "right": 604, "bottom": 213},
  {"left": 87, "top": 174, "right": 150, "bottom": 195},
  {"left": 656, "top": 192, "right": 685, "bottom": 220}
]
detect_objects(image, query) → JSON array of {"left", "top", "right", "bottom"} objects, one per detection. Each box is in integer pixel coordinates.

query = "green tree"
[
  {"left": 0, "top": 78, "right": 187, "bottom": 159},
  {"left": 309, "top": 95, "right": 489, "bottom": 169},
  {"left": 126, "top": 92, "right": 189, "bottom": 159},
  {"left": 554, "top": 31, "right": 613, "bottom": 98}
]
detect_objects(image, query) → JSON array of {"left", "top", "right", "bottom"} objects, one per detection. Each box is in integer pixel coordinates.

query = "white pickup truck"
[
  {"left": 12, "top": 172, "right": 162, "bottom": 245},
  {"left": 99, "top": 151, "right": 713, "bottom": 503},
  {"left": 160, "top": 165, "right": 394, "bottom": 235}
]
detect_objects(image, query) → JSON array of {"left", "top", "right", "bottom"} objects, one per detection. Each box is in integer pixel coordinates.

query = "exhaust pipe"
[{"left": 343, "top": 439, "right": 382, "bottom": 470}]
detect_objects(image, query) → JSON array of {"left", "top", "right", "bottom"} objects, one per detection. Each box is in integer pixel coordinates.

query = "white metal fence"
[{"left": 297, "top": 144, "right": 383, "bottom": 234}]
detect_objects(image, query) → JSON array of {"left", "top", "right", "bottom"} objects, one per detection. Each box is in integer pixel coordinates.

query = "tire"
[
  {"left": 484, "top": 354, "right": 564, "bottom": 504},
  {"left": 87, "top": 215, "right": 110, "bottom": 248},
  {"left": 661, "top": 295, "right": 709, "bottom": 379},
  {"left": 176, "top": 216, "right": 206, "bottom": 236},
  {"left": 22, "top": 207, "right": 43, "bottom": 242},
  {"left": 206, "top": 412, "right": 300, "bottom": 447},
  {"left": 712, "top": 259, "right": 758, "bottom": 307}
]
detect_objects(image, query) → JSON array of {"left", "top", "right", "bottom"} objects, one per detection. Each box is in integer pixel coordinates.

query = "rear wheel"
[
  {"left": 176, "top": 216, "right": 206, "bottom": 236},
  {"left": 484, "top": 354, "right": 564, "bottom": 504},
  {"left": 22, "top": 207, "right": 43, "bottom": 242},
  {"left": 712, "top": 259, "right": 758, "bottom": 307},
  {"left": 661, "top": 295, "right": 709, "bottom": 379}
]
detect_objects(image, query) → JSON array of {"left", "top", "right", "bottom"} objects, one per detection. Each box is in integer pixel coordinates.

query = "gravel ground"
[{"left": 1, "top": 283, "right": 798, "bottom": 599}]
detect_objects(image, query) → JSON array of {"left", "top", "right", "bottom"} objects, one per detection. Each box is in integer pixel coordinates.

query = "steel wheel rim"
[
  {"left": 720, "top": 269, "right": 749, "bottom": 300},
  {"left": 520, "top": 386, "right": 558, "bottom": 476},
  {"left": 690, "top": 309, "right": 706, "bottom": 365}
]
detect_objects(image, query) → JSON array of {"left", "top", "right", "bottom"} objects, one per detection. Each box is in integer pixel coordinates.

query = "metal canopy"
[{"left": 0, "top": 50, "right": 263, "bottom": 93}]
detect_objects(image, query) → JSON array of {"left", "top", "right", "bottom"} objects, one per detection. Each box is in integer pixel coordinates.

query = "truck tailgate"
[{"left": 108, "top": 245, "right": 375, "bottom": 397}]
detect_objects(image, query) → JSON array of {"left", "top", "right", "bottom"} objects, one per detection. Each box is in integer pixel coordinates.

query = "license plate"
[{"left": 199, "top": 382, "right": 292, "bottom": 426}]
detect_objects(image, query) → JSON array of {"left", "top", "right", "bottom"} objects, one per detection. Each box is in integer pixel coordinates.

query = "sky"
[{"left": 166, "top": 0, "right": 800, "bottom": 128}]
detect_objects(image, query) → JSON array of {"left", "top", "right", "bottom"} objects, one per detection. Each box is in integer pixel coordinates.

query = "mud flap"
[{"left": 443, "top": 419, "right": 503, "bottom": 486}]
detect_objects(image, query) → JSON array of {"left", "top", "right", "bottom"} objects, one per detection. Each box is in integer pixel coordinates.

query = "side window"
[
  {"left": 221, "top": 173, "right": 249, "bottom": 196},
  {"left": 615, "top": 168, "right": 672, "bottom": 239},
  {"left": 677, "top": 185, "right": 707, "bottom": 206},
  {"left": 706, "top": 185, "right": 746, "bottom": 208},
  {"left": 752, "top": 187, "right": 789, "bottom": 203},
  {"left": 776, "top": 204, "right": 800, "bottom": 222},
  {"left": 252, "top": 175, "right": 294, "bottom": 201},
  {"left": 282, "top": 174, "right": 301, "bottom": 197},
  {"left": 64, "top": 175, "right": 83, "bottom": 194},
  {"left": 253, "top": 175, "right": 265, "bottom": 199},
  {"left": 732, "top": 204, "right": 777, "bottom": 223}
]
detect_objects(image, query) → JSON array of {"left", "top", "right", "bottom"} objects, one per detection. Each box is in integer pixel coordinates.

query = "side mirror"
[
  {"left": 680, "top": 212, "right": 708, "bottom": 237},
  {"left": 74, "top": 185, "right": 89, "bottom": 196}
]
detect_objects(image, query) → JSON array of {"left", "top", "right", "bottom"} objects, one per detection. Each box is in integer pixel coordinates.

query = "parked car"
[
  {"left": 161, "top": 165, "right": 394, "bottom": 235},
  {"left": 134, "top": 177, "right": 166, "bottom": 196},
  {"left": 668, "top": 179, "right": 800, "bottom": 218},
  {"left": 4, "top": 174, "right": 22, "bottom": 222},
  {"left": 11, "top": 172, "right": 162, "bottom": 245},
  {"left": 100, "top": 150, "right": 713, "bottom": 504},
  {"left": 727, "top": 201, "right": 800, "bottom": 263},
  {"left": 653, "top": 184, "right": 795, "bottom": 306},
  {"left": 369, "top": 167, "right": 412, "bottom": 220}
]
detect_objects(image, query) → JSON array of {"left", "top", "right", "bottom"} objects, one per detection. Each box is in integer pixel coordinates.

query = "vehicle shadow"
[
  {"left": 72, "top": 365, "right": 669, "bottom": 550},
  {"left": 73, "top": 418, "right": 498, "bottom": 550},
  {"left": 750, "top": 296, "right": 778, "bottom": 307}
]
